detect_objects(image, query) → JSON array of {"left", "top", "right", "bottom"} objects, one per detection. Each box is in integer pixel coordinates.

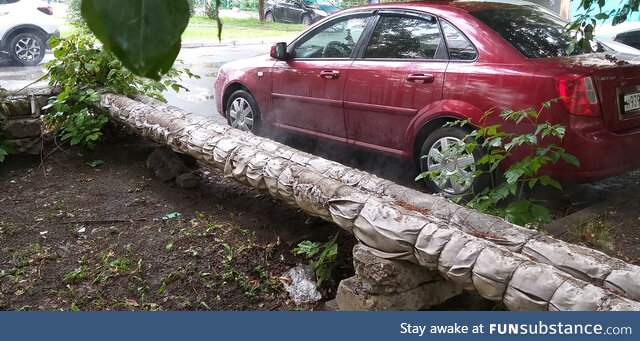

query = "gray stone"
[
  {"left": 324, "top": 299, "right": 339, "bottom": 311},
  {"left": 8, "top": 137, "right": 40, "bottom": 155},
  {"left": 336, "top": 276, "right": 463, "bottom": 311},
  {"left": 353, "top": 244, "right": 442, "bottom": 294},
  {"left": 2, "top": 118, "right": 41, "bottom": 138},
  {"left": 175, "top": 173, "right": 197, "bottom": 189},
  {"left": 2, "top": 100, "right": 32, "bottom": 118},
  {"left": 146, "top": 147, "right": 188, "bottom": 181}
]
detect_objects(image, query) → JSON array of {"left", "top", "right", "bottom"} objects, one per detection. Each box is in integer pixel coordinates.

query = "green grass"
[
  {"left": 181, "top": 26, "right": 296, "bottom": 41},
  {"left": 190, "top": 16, "right": 305, "bottom": 32},
  {"left": 59, "top": 17, "right": 304, "bottom": 42}
]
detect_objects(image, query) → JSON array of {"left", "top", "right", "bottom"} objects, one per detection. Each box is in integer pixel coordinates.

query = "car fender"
[
  {"left": 405, "top": 99, "right": 485, "bottom": 156},
  {"left": 1, "top": 24, "right": 48, "bottom": 49},
  {"left": 221, "top": 68, "right": 273, "bottom": 120}
]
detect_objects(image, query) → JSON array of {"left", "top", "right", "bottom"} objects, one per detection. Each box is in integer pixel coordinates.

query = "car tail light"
[
  {"left": 37, "top": 6, "right": 53, "bottom": 15},
  {"left": 555, "top": 74, "right": 602, "bottom": 117}
]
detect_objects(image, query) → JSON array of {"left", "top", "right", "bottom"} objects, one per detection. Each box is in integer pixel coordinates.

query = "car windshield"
[{"left": 470, "top": 5, "right": 607, "bottom": 58}]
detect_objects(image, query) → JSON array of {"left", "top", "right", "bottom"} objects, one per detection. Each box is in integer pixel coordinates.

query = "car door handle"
[
  {"left": 319, "top": 70, "right": 340, "bottom": 79},
  {"left": 406, "top": 73, "right": 435, "bottom": 84}
]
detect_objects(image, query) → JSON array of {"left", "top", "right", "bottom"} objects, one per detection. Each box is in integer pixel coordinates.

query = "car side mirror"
[{"left": 270, "top": 42, "right": 288, "bottom": 60}]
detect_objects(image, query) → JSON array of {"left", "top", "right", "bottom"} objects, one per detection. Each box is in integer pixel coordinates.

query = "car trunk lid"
[{"left": 534, "top": 52, "right": 640, "bottom": 132}]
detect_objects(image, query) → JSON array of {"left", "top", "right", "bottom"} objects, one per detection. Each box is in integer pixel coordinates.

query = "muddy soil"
[
  {"left": 0, "top": 135, "right": 354, "bottom": 310},
  {"left": 2, "top": 131, "right": 638, "bottom": 311}
]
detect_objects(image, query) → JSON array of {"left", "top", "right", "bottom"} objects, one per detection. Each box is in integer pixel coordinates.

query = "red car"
[{"left": 214, "top": 0, "right": 640, "bottom": 195}]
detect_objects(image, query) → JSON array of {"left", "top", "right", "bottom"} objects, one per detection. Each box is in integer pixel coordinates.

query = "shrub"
[
  {"left": 43, "top": 24, "right": 196, "bottom": 149},
  {"left": 417, "top": 100, "right": 580, "bottom": 229}
]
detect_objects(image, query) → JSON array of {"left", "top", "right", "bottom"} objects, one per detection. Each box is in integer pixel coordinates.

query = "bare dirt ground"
[
  {"left": 1, "top": 130, "right": 638, "bottom": 311},
  {"left": 0, "top": 134, "right": 354, "bottom": 311}
]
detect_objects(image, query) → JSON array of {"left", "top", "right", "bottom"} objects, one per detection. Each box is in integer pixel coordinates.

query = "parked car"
[
  {"left": 0, "top": 0, "right": 59, "bottom": 66},
  {"left": 215, "top": 0, "right": 640, "bottom": 195},
  {"left": 613, "top": 28, "right": 640, "bottom": 50},
  {"left": 264, "top": 0, "right": 340, "bottom": 25}
]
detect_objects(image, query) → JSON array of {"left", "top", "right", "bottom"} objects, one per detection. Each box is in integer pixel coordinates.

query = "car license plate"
[{"left": 623, "top": 92, "right": 640, "bottom": 113}]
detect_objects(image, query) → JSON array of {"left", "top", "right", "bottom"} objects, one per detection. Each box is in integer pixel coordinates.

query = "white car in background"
[{"left": 0, "top": 0, "right": 59, "bottom": 66}]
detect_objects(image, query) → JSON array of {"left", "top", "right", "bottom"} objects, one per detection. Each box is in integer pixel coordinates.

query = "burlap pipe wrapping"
[{"left": 95, "top": 93, "right": 640, "bottom": 310}]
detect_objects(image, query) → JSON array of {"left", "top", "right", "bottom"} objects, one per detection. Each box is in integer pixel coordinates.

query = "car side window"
[
  {"left": 293, "top": 15, "right": 370, "bottom": 59},
  {"left": 364, "top": 14, "right": 442, "bottom": 59},
  {"left": 440, "top": 20, "right": 477, "bottom": 61}
]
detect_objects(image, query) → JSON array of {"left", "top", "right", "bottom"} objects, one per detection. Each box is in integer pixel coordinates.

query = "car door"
[
  {"left": 273, "top": 0, "right": 287, "bottom": 22},
  {"left": 284, "top": 0, "right": 305, "bottom": 23},
  {"left": 270, "top": 13, "right": 372, "bottom": 139},
  {"left": 343, "top": 11, "right": 448, "bottom": 155}
]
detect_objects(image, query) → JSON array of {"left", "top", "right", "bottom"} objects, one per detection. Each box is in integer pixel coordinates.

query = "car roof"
[{"left": 358, "top": 0, "right": 536, "bottom": 13}]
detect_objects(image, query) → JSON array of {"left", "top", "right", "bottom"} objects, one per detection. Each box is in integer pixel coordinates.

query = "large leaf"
[{"left": 81, "top": 0, "right": 190, "bottom": 80}]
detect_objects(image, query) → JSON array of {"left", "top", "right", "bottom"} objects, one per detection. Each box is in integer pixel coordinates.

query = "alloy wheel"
[
  {"left": 14, "top": 36, "right": 41, "bottom": 62},
  {"left": 425, "top": 136, "right": 476, "bottom": 195},
  {"left": 229, "top": 97, "right": 255, "bottom": 132}
]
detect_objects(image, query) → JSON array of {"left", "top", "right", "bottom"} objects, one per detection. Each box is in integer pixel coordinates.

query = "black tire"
[
  {"left": 265, "top": 11, "right": 275, "bottom": 22},
  {"left": 301, "top": 14, "right": 312, "bottom": 26},
  {"left": 226, "top": 90, "right": 262, "bottom": 134},
  {"left": 9, "top": 32, "right": 45, "bottom": 67},
  {"left": 418, "top": 126, "right": 489, "bottom": 196}
]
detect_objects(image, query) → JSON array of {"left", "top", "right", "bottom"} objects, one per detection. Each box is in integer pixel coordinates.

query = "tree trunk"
[
  {"left": 258, "top": 0, "right": 264, "bottom": 21},
  {"left": 93, "top": 92, "right": 640, "bottom": 311}
]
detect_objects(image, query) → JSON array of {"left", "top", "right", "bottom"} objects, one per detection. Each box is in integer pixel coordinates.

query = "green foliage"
[
  {"left": 570, "top": 211, "right": 616, "bottom": 251},
  {"left": 205, "top": 1, "right": 219, "bottom": 20},
  {"left": 44, "top": 25, "right": 195, "bottom": 150},
  {"left": 293, "top": 233, "right": 339, "bottom": 285},
  {"left": 81, "top": 0, "right": 190, "bottom": 80},
  {"left": 569, "top": 0, "right": 640, "bottom": 53},
  {"left": 0, "top": 86, "right": 13, "bottom": 162},
  {"left": 66, "top": 0, "right": 83, "bottom": 24},
  {"left": 340, "top": 0, "right": 367, "bottom": 10},
  {"left": 418, "top": 100, "right": 580, "bottom": 230}
]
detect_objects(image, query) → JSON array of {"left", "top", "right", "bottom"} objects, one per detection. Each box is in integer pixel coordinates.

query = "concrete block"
[
  {"left": 8, "top": 137, "right": 40, "bottom": 155},
  {"left": 146, "top": 147, "right": 188, "bottom": 181},
  {"left": 175, "top": 173, "right": 197, "bottom": 189},
  {"left": 336, "top": 276, "right": 463, "bottom": 311},
  {"left": 353, "top": 244, "right": 442, "bottom": 294},
  {"left": 2, "top": 118, "right": 41, "bottom": 138}
]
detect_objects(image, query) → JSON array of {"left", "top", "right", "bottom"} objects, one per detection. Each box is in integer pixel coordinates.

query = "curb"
[{"left": 181, "top": 35, "right": 296, "bottom": 49}]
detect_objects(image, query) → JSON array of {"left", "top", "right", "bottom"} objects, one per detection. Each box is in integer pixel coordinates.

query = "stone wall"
[{"left": 0, "top": 89, "right": 49, "bottom": 155}]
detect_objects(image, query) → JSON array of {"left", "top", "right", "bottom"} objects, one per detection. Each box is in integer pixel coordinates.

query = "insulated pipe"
[{"left": 96, "top": 93, "right": 640, "bottom": 311}]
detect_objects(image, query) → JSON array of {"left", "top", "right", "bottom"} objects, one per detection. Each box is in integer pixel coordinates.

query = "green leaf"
[
  {"left": 561, "top": 153, "right": 580, "bottom": 168},
  {"left": 293, "top": 240, "right": 320, "bottom": 257},
  {"left": 504, "top": 167, "right": 525, "bottom": 184},
  {"left": 81, "top": 0, "right": 190, "bottom": 80},
  {"left": 86, "top": 159, "right": 104, "bottom": 168},
  {"left": 530, "top": 203, "right": 552, "bottom": 224},
  {"left": 539, "top": 176, "right": 562, "bottom": 191},
  {"left": 504, "top": 200, "right": 532, "bottom": 225}
]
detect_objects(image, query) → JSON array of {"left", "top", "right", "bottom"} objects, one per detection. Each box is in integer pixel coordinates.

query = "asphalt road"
[
  {"left": 0, "top": 43, "right": 269, "bottom": 123},
  {"left": 161, "top": 44, "right": 270, "bottom": 121}
]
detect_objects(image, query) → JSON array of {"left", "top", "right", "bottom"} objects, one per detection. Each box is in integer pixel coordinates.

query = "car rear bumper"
[{"left": 542, "top": 116, "right": 640, "bottom": 182}]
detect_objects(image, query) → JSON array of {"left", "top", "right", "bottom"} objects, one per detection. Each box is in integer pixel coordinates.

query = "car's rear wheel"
[
  {"left": 9, "top": 32, "right": 44, "bottom": 67},
  {"left": 265, "top": 11, "right": 275, "bottom": 22},
  {"left": 301, "top": 14, "right": 312, "bottom": 26},
  {"left": 418, "top": 126, "right": 488, "bottom": 196},
  {"left": 226, "top": 90, "right": 261, "bottom": 134}
]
